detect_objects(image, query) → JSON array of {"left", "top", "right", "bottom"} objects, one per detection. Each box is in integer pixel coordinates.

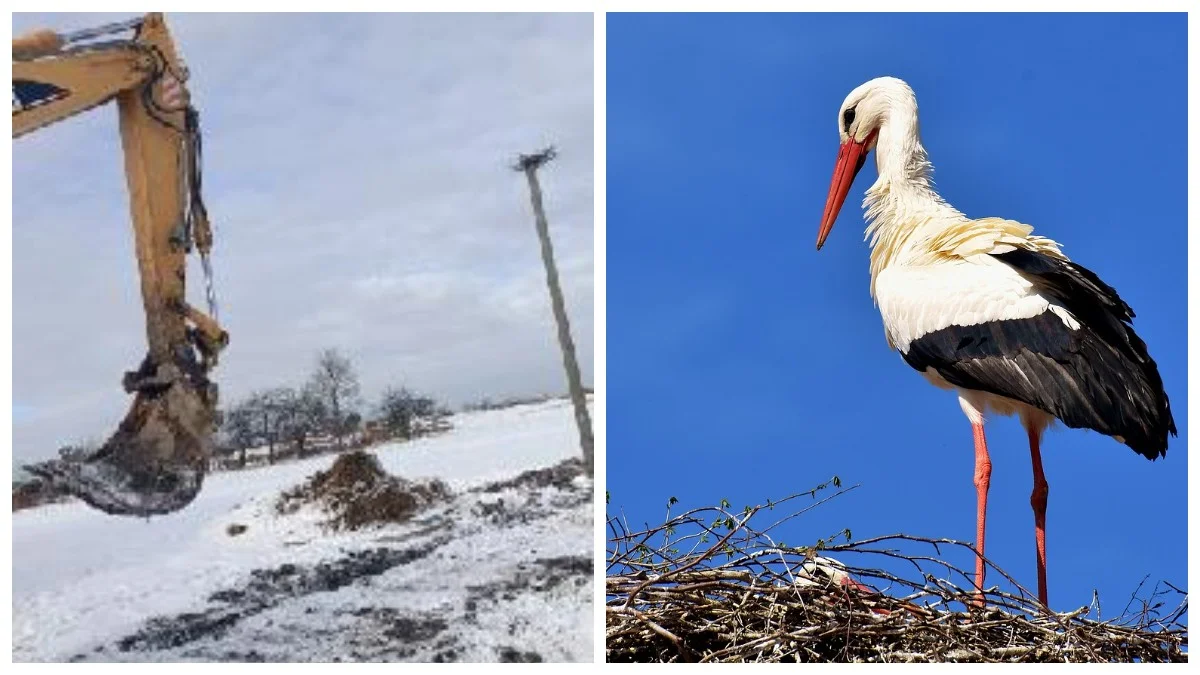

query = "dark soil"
[
  {"left": 498, "top": 646, "right": 544, "bottom": 662},
  {"left": 463, "top": 555, "right": 592, "bottom": 624},
  {"left": 277, "top": 451, "right": 451, "bottom": 531},
  {"left": 469, "top": 458, "right": 590, "bottom": 528},
  {"left": 475, "top": 457, "right": 586, "bottom": 493},
  {"left": 82, "top": 456, "right": 591, "bottom": 662},
  {"left": 112, "top": 539, "right": 449, "bottom": 655}
]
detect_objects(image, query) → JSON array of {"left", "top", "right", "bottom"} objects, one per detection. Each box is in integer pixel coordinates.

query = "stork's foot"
[{"left": 25, "top": 457, "right": 203, "bottom": 516}]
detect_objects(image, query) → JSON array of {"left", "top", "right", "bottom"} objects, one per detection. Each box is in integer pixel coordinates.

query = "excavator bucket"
[
  {"left": 15, "top": 14, "right": 227, "bottom": 517},
  {"left": 26, "top": 359, "right": 218, "bottom": 516}
]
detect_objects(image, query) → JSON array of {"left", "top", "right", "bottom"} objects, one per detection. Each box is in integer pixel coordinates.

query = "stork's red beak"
[{"left": 817, "top": 131, "right": 875, "bottom": 250}]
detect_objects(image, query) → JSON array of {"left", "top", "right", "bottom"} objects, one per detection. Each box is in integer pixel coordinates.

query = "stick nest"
[{"left": 606, "top": 480, "right": 1187, "bottom": 663}]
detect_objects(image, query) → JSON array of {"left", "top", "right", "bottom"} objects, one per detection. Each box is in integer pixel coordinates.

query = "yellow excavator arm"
[{"left": 14, "top": 14, "right": 228, "bottom": 516}]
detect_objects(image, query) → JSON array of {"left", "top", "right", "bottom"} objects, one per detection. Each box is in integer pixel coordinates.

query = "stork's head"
[{"left": 817, "top": 76, "right": 917, "bottom": 250}]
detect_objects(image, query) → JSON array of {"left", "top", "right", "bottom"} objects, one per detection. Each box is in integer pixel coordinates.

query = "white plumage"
[{"left": 875, "top": 258, "right": 1079, "bottom": 353}]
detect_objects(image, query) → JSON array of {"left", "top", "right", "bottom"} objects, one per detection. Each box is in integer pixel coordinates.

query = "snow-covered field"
[{"left": 12, "top": 398, "right": 594, "bottom": 662}]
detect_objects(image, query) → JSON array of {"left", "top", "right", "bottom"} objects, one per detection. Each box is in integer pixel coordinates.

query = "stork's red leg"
[
  {"left": 971, "top": 421, "right": 992, "bottom": 606},
  {"left": 1027, "top": 426, "right": 1049, "bottom": 608}
]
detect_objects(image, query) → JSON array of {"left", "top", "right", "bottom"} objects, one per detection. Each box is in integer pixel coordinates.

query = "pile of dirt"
[
  {"left": 476, "top": 457, "right": 586, "bottom": 493},
  {"left": 469, "top": 457, "right": 590, "bottom": 528},
  {"left": 277, "top": 451, "right": 451, "bottom": 531}
]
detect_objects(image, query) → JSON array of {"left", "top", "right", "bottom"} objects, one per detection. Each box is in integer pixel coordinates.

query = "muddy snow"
[{"left": 12, "top": 398, "right": 594, "bottom": 662}]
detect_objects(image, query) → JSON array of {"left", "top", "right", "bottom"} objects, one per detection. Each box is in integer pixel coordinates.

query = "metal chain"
[{"left": 200, "top": 253, "right": 219, "bottom": 321}]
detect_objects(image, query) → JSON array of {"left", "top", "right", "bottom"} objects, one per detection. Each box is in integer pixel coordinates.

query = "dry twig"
[{"left": 606, "top": 481, "right": 1187, "bottom": 663}]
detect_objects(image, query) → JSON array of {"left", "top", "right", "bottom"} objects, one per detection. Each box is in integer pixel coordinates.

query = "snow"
[{"left": 12, "top": 398, "right": 593, "bottom": 662}]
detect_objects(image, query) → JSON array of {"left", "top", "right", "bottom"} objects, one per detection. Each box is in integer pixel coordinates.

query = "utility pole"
[{"left": 513, "top": 147, "right": 594, "bottom": 477}]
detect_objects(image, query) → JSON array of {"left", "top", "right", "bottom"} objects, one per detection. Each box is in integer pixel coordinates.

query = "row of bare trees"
[{"left": 215, "top": 349, "right": 447, "bottom": 469}]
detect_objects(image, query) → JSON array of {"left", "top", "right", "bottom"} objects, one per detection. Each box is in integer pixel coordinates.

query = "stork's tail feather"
[
  {"left": 1068, "top": 327, "right": 1175, "bottom": 461},
  {"left": 994, "top": 249, "right": 1176, "bottom": 459}
]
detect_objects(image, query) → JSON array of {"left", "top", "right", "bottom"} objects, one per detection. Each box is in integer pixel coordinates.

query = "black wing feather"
[{"left": 901, "top": 249, "right": 1175, "bottom": 460}]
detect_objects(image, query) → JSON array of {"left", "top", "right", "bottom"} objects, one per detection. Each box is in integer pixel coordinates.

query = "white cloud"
[{"left": 12, "top": 12, "right": 594, "bottom": 463}]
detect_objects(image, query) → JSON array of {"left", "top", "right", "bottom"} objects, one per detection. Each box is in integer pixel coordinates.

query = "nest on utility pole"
[{"left": 512, "top": 146, "right": 558, "bottom": 172}]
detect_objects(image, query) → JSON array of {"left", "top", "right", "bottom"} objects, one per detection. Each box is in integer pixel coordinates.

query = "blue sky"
[{"left": 606, "top": 13, "right": 1187, "bottom": 614}]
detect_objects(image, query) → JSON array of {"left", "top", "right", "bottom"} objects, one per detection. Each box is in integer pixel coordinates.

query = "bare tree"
[
  {"left": 377, "top": 386, "right": 439, "bottom": 440},
  {"left": 276, "top": 385, "right": 327, "bottom": 457},
  {"left": 343, "top": 411, "right": 364, "bottom": 447},
  {"left": 241, "top": 388, "right": 291, "bottom": 464},
  {"left": 307, "top": 348, "right": 360, "bottom": 450},
  {"left": 219, "top": 403, "right": 257, "bottom": 469}
]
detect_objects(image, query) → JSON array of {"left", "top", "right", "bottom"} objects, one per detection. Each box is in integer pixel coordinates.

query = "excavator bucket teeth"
[
  {"left": 25, "top": 374, "right": 214, "bottom": 517},
  {"left": 24, "top": 457, "right": 203, "bottom": 517}
]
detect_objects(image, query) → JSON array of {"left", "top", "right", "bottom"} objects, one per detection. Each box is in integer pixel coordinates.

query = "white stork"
[{"left": 816, "top": 76, "right": 1176, "bottom": 608}]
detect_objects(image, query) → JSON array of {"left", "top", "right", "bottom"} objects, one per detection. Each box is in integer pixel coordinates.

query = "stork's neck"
[
  {"left": 872, "top": 104, "right": 935, "bottom": 187},
  {"left": 862, "top": 104, "right": 965, "bottom": 295}
]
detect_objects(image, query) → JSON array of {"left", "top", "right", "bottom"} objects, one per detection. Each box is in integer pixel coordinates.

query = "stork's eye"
[{"left": 843, "top": 107, "right": 856, "bottom": 131}]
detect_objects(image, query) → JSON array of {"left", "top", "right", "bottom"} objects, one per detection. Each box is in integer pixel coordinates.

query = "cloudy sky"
[{"left": 12, "top": 13, "right": 594, "bottom": 465}]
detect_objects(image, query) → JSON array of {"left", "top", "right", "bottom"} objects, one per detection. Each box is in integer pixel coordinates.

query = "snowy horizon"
[{"left": 13, "top": 398, "right": 594, "bottom": 662}]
